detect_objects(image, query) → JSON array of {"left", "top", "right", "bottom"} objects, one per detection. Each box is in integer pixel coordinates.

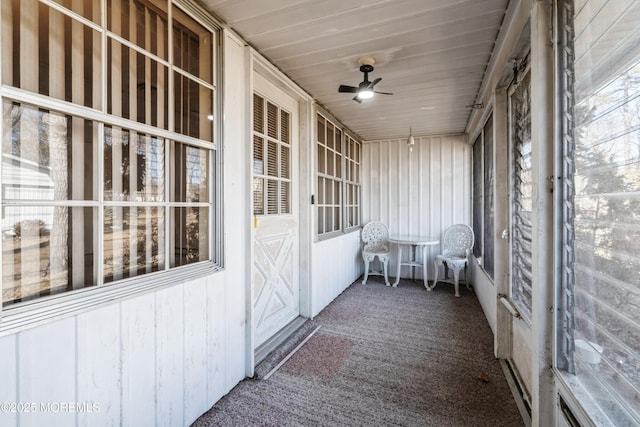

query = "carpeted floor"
[{"left": 193, "top": 278, "right": 524, "bottom": 427}]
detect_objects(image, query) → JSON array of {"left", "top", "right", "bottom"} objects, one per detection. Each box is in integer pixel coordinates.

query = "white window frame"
[
  {"left": 315, "top": 110, "right": 361, "bottom": 240},
  {"left": 0, "top": 0, "right": 223, "bottom": 332},
  {"left": 471, "top": 112, "right": 495, "bottom": 279},
  {"left": 343, "top": 132, "right": 362, "bottom": 231}
]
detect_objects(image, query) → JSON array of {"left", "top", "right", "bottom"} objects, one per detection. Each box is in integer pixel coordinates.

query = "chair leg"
[
  {"left": 362, "top": 256, "right": 370, "bottom": 285},
  {"left": 453, "top": 266, "right": 461, "bottom": 297},
  {"left": 380, "top": 255, "right": 390, "bottom": 286}
]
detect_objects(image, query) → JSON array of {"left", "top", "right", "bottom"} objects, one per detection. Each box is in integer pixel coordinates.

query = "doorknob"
[{"left": 501, "top": 229, "right": 509, "bottom": 240}]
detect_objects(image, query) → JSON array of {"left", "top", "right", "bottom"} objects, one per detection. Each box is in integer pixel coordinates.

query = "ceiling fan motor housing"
[{"left": 359, "top": 64, "right": 374, "bottom": 73}]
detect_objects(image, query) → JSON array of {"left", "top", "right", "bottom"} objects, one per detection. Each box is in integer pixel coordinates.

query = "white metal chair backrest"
[
  {"left": 442, "top": 224, "right": 474, "bottom": 258},
  {"left": 362, "top": 221, "right": 389, "bottom": 252}
]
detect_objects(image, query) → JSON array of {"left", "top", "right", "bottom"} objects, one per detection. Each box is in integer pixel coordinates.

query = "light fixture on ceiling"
[
  {"left": 407, "top": 128, "right": 415, "bottom": 152},
  {"left": 356, "top": 88, "right": 374, "bottom": 100},
  {"left": 338, "top": 56, "right": 393, "bottom": 103}
]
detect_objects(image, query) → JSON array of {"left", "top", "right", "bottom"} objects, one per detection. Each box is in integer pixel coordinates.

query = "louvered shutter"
[
  {"left": 510, "top": 65, "right": 533, "bottom": 322},
  {"left": 252, "top": 93, "right": 292, "bottom": 216}
]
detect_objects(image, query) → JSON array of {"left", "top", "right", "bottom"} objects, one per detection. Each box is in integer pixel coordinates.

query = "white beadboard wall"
[
  {"left": 0, "top": 273, "right": 244, "bottom": 427},
  {"left": 0, "top": 30, "right": 250, "bottom": 427},
  {"left": 362, "top": 135, "right": 471, "bottom": 280},
  {"left": 311, "top": 231, "right": 363, "bottom": 316}
]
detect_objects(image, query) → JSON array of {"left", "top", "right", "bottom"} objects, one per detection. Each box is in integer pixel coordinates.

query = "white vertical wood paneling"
[
  {"left": 388, "top": 141, "right": 399, "bottom": 231},
  {"left": 221, "top": 269, "right": 246, "bottom": 393},
  {"left": 206, "top": 274, "right": 226, "bottom": 405},
  {"left": 0, "top": 335, "right": 17, "bottom": 427},
  {"left": 311, "top": 231, "right": 362, "bottom": 316},
  {"left": 121, "top": 295, "right": 156, "bottom": 427},
  {"left": 0, "top": 271, "right": 244, "bottom": 427},
  {"left": 182, "top": 279, "right": 210, "bottom": 424},
  {"left": 363, "top": 135, "right": 470, "bottom": 280},
  {"left": 18, "top": 317, "right": 76, "bottom": 426},
  {"left": 0, "top": 22, "right": 251, "bottom": 427},
  {"left": 430, "top": 137, "right": 443, "bottom": 240},
  {"left": 155, "top": 284, "right": 185, "bottom": 427},
  {"left": 77, "top": 304, "right": 122, "bottom": 426}
]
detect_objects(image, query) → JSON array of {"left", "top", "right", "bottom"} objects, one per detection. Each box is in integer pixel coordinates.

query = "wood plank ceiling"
[{"left": 201, "top": 0, "right": 509, "bottom": 141}]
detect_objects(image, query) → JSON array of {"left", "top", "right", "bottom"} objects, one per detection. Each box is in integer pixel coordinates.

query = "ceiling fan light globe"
[{"left": 357, "top": 89, "right": 374, "bottom": 100}]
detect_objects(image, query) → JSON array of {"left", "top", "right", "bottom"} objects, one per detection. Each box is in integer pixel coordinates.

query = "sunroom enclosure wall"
[
  {"left": 4, "top": 0, "right": 638, "bottom": 425},
  {"left": 0, "top": 17, "right": 248, "bottom": 427},
  {"left": 362, "top": 136, "right": 471, "bottom": 283}
]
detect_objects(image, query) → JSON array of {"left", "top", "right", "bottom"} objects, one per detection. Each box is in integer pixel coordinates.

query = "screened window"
[
  {"left": 472, "top": 134, "right": 483, "bottom": 258},
  {"left": 316, "top": 113, "right": 361, "bottom": 236},
  {"left": 559, "top": 0, "right": 640, "bottom": 424},
  {"left": 344, "top": 134, "right": 361, "bottom": 229},
  {"left": 483, "top": 116, "right": 494, "bottom": 279},
  {"left": 317, "top": 114, "right": 342, "bottom": 235},
  {"left": 471, "top": 115, "right": 494, "bottom": 279},
  {"left": 1, "top": 0, "right": 218, "bottom": 307}
]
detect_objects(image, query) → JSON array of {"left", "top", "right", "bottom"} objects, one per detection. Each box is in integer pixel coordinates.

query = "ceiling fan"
[{"left": 338, "top": 58, "right": 393, "bottom": 103}]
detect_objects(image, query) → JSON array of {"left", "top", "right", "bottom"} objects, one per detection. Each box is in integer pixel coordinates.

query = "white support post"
[{"left": 530, "top": 1, "right": 556, "bottom": 426}]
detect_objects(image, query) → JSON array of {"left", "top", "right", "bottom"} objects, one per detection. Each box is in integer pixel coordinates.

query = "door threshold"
[{"left": 254, "top": 316, "right": 309, "bottom": 368}]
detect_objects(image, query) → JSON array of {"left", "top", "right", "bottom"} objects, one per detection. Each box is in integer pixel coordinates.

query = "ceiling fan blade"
[
  {"left": 352, "top": 96, "right": 362, "bottom": 104},
  {"left": 369, "top": 77, "right": 382, "bottom": 89},
  {"left": 339, "top": 85, "right": 358, "bottom": 93},
  {"left": 374, "top": 91, "right": 394, "bottom": 95}
]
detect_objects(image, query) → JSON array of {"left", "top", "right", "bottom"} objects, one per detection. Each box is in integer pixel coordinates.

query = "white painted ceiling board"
[{"left": 202, "top": 0, "right": 509, "bottom": 140}]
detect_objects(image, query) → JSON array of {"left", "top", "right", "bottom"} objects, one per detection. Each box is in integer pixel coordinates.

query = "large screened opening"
[
  {"left": 558, "top": 0, "right": 640, "bottom": 423},
  {"left": 1, "top": 0, "right": 219, "bottom": 307}
]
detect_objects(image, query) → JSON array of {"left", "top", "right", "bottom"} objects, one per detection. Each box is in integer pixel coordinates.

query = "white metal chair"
[
  {"left": 361, "top": 221, "right": 390, "bottom": 286},
  {"left": 431, "top": 224, "right": 474, "bottom": 297}
]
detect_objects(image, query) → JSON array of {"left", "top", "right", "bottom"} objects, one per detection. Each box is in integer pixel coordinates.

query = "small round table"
[{"left": 388, "top": 235, "right": 440, "bottom": 289}]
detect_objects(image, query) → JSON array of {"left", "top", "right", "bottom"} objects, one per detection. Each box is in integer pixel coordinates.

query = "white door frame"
[{"left": 245, "top": 50, "right": 313, "bottom": 376}]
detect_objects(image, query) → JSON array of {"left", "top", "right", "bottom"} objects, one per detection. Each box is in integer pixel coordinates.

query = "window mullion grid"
[
  {"left": 97, "top": 0, "right": 107, "bottom": 287},
  {"left": 209, "top": 147, "right": 216, "bottom": 263},
  {"left": 97, "top": 122, "right": 106, "bottom": 287},
  {"left": 0, "top": 86, "right": 211, "bottom": 150},
  {"left": 166, "top": 2, "right": 174, "bottom": 270},
  {"left": 0, "top": 0, "right": 217, "bottom": 312},
  {"left": 165, "top": 138, "right": 172, "bottom": 271},
  {"left": 344, "top": 135, "right": 361, "bottom": 229},
  {"left": 40, "top": 0, "right": 104, "bottom": 33}
]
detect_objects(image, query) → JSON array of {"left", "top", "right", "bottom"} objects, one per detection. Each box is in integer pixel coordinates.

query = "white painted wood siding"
[
  {"left": 0, "top": 273, "right": 244, "bottom": 427},
  {"left": 0, "top": 30, "right": 249, "bottom": 427},
  {"left": 311, "top": 231, "right": 363, "bottom": 317},
  {"left": 362, "top": 135, "right": 471, "bottom": 280}
]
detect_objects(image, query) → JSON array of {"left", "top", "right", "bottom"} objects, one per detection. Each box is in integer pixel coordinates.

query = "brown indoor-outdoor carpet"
[{"left": 193, "top": 278, "right": 524, "bottom": 427}]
